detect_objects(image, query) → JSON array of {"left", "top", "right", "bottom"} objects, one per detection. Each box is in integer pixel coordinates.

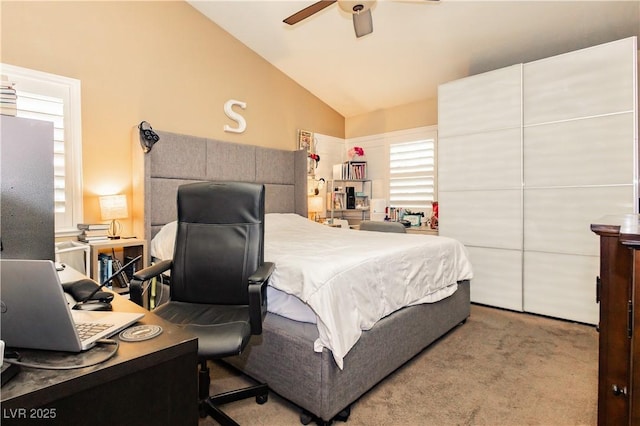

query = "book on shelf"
[
  {"left": 334, "top": 161, "right": 367, "bottom": 180},
  {"left": 98, "top": 253, "right": 113, "bottom": 284},
  {"left": 78, "top": 235, "right": 109, "bottom": 242},
  {"left": 82, "top": 229, "right": 109, "bottom": 237},
  {"left": 123, "top": 255, "right": 138, "bottom": 280},
  {"left": 77, "top": 223, "right": 110, "bottom": 231},
  {"left": 78, "top": 236, "right": 109, "bottom": 243},
  {"left": 345, "top": 161, "right": 366, "bottom": 180},
  {"left": 111, "top": 255, "right": 130, "bottom": 288}
]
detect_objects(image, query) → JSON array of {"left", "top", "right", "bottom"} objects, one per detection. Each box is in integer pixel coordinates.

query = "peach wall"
[
  {"left": 345, "top": 98, "right": 438, "bottom": 139},
  {"left": 1, "top": 1, "right": 344, "bottom": 233}
]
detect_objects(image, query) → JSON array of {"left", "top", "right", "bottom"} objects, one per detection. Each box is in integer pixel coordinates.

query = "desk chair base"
[{"left": 199, "top": 361, "right": 268, "bottom": 426}]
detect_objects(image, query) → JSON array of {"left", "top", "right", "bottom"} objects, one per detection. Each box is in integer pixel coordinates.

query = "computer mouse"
[{"left": 72, "top": 301, "right": 113, "bottom": 311}]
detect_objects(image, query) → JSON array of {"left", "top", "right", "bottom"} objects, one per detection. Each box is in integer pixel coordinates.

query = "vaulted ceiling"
[{"left": 189, "top": 1, "right": 640, "bottom": 118}]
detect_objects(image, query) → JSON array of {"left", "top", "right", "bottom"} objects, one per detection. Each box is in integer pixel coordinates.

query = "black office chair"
[{"left": 130, "top": 181, "right": 273, "bottom": 426}]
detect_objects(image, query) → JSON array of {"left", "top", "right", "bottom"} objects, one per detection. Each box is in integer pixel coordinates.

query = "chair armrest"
[
  {"left": 133, "top": 259, "right": 173, "bottom": 281},
  {"left": 248, "top": 262, "right": 275, "bottom": 285},
  {"left": 248, "top": 262, "right": 275, "bottom": 335},
  {"left": 129, "top": 260, "right": 173, "bottom": 307}
]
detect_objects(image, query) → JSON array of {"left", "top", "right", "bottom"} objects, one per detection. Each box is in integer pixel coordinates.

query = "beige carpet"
[{"left": 201, "top": 304, "right": 598, "bottom": 425}]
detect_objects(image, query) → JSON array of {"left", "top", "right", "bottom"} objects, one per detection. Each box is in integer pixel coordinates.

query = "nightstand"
[
  {"left": 405, "top": 225, "right": 439, "bottom": 236},
  {"left": 84, "top": 238, "right": 148, "bottom": 285}
]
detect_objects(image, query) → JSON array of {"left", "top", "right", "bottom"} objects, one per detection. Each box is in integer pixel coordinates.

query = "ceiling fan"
[{"left": 283, "top": 0, "right": 439, "bottom": 39}]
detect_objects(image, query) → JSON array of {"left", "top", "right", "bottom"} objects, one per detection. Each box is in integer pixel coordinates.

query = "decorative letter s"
[{"left": 223, "top": 99, "right": 247, "bottom": 133}]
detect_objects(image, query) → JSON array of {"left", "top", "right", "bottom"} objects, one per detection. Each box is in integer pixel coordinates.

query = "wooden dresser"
[{"left": 591, "top": 215, "right": 640, "bottom": 425}]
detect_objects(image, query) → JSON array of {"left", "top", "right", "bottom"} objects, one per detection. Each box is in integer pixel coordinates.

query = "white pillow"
[{"left": 150, "top": 221, "right": 177, "bottom": 261}]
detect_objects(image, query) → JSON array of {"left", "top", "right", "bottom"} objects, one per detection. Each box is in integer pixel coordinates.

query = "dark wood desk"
[{"left": 1, "top": 268, "right": 198, "bottom": 426}]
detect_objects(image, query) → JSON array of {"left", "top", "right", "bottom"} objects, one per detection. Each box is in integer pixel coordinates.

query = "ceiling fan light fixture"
[
  {"left": 353, "top": 8, "right": 373, "bottom": 38},
  {"left": 338, "top": 0, "right": 375, "bottom": 14}
]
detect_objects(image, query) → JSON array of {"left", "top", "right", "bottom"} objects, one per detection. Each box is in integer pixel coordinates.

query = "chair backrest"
[
  {"left": 170, "top": 181, "right": 265, "bottom": 305},
  {"left": 359, "top": 220, "right": 407, "bottom": 233}
]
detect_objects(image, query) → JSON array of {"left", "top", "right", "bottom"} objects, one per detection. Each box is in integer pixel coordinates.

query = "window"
[
  {"left": 1, "top": 64, "right": 82, "bottom": 235},
  {"left": 389, "top": 138, "right": 436, "bottom": 210},
  {"left": 345, "top": 126, "right": 437, "bottom": 215}
]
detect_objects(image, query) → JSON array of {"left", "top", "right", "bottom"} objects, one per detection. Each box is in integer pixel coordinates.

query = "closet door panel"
[
  {"left": 523, "top": 37, "right": 636, "bottom": 125},
  {"left": 524, "top": 186, "right": 634, "bottom": 256},
  {"left": 438, "top": 64, "right": 522, "bottom": 138},
  {"left": 467, "top": 246, "right": 523, "bottom": 311},
  {"left": 524, "top": 251, "right": 599, "bottom": 324},
  {"left": 439, "top": 190, "right": 522, "bottom": 250},
  {"left": 439, "top": 128, "right": 522, "bottom": 191},
  {"left": 524, "top": 113, "right": 635, "bottom": 187}
]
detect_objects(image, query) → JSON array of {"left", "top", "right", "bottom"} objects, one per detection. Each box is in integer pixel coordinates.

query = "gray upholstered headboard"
[{"left": 132, "top": 129, "right": 308, "bottom": 244}]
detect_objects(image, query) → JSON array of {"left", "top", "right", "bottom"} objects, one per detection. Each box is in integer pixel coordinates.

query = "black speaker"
[
  {"left": 346, "top": 186, "right": 356, "bottom": 209},
  {"left": 138, "top": 121, "right": 159, "bottom": 153}
]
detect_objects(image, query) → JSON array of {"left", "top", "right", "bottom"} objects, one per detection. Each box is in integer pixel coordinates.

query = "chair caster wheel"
[
  {"left": 300, "top": 410, "right": 314, "bottom": 425},
  {"left": 198, "top": 406, "right": 207, "bottom": 419},
  {"left": 335, "top": 406, "right": 351, "bottom": 422},
  {"left": 300, "top": 409, "right": 336, "bottom": 425},
  {"left": 256, "top": 393, "right": 268, "bottom": 404}
]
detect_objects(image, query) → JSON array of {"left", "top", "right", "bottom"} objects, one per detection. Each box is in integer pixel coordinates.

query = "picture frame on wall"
[
  {"left": 298, "top": 129, "right": 313, "bottom": 152},
  {"left": 298, "top": 129, "right": 316, "bottom": 176}
]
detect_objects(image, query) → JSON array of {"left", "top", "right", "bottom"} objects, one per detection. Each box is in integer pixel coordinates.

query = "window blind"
[{"left": 389, "top": 139, "right": 435, "bottom": 209}]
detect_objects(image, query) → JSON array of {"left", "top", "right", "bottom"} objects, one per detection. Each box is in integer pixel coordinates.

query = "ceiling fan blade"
[
  {"left": 352, "top": 8, "right": 373, "bottom": 38},
  {"left": 283, "top": 0, "right": 337, "bottom": 25}
]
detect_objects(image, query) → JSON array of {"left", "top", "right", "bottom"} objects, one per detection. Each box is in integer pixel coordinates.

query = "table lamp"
[
  {"left": 99, "top": 194, "right": 128, "bottom": 239},
  {"left": 308, "top": 196, "right": 324, "bottom": 222}
]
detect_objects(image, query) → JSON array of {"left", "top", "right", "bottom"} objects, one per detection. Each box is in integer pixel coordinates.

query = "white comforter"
[
  {"left": 264, "top": 214, "right": 473, "bottom": 369},
  {"left": 150, "top": 213, "right": 473, "bottom": 369}
]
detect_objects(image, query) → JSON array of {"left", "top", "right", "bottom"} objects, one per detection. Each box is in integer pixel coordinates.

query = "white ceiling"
[{"left": 188, "top": 0, "right": 640, "bottom": 118}]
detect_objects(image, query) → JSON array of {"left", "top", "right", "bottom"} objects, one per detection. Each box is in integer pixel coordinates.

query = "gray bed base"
[
  {"left": 132, "top": 129, "right": 471, "bottom": 422},
  {"left": 226, "top": 280, "right": 470, "bottom": 422}
]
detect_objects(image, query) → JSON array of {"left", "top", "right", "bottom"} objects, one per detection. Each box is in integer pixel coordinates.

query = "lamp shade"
[
  {"left": 99, "top": 194, "right": 128, "bottom": 221},
  {"left": 308, "top": 196, "right": 324, "bottom": 214}
]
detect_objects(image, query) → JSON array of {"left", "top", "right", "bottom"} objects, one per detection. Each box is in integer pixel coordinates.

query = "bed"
[{"left": 131, "top": 129, "right": 473, "bottom": 423}]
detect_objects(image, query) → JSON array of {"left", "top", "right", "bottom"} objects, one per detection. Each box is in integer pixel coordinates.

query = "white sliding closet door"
[
  {"left": 522, "top": 37, "right": 637, "bottom": 324},
  {"left": 438, "top": 37, "right": 637, "bottom": 324},
  {"left": 438, "top": 64, "right": 523, "bottom": 311}
]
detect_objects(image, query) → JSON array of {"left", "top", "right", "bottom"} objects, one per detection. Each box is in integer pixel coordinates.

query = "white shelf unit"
[
  {"left": 328, "top": 179, "right": 372, "bottom": 224},
  {"left": 85, "top": 238, "right": 148, "bottom": 292}
]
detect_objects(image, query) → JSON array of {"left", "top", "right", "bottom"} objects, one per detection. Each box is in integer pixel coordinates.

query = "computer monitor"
[{"left": 0, "top": 116, "right": 55, "bottom": 261}]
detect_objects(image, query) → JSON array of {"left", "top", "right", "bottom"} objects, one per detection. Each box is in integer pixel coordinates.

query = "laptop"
[{"left": 1, "top": 259, "right": 144, "bottom": 352}]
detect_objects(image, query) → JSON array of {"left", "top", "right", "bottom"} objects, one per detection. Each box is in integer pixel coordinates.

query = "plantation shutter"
[{"left": 389, "top": 139, "right": 435, "bottom": 209}]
